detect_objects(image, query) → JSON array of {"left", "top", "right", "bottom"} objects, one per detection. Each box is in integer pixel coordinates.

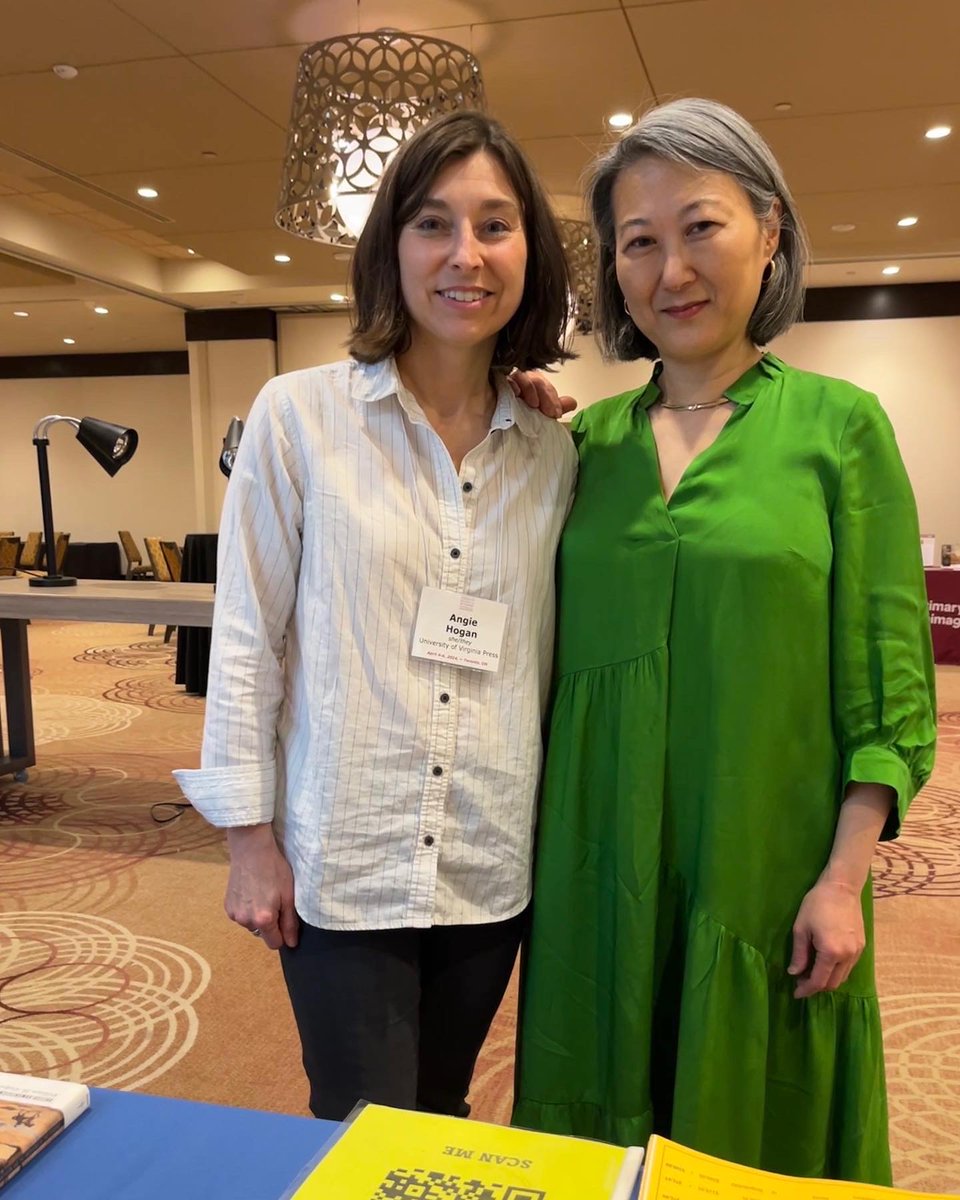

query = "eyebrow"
[
  {"left": 418, "top": 197, "right": 520, "bottom": 215},
  {"left": 617, "top": 196, "right": 732, "bottom": 234}
]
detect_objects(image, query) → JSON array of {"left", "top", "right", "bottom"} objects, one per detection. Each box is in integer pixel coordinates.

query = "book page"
[{"left": 640, "top": 1136, "right": 955, "bottom": 1200}]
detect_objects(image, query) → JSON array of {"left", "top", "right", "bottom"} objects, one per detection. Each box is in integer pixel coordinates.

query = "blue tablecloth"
[{"left": 12, "top": 1088, "right": 338, "bottom": 1200}]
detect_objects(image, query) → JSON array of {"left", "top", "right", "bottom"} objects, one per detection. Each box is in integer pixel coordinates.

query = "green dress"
[{"left": 513, "top": 354, "right": 936, "bottom": 1184}]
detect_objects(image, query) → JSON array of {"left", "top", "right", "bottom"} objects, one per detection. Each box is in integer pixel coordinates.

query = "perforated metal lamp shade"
[
  {"left": 76, "top": 417, "right": 138, "bottom": 477},
  {"left": 275, "top": 30, "right": 486, "bottom": 246},
  {"left": 558, "top": 219, "right": 597, "bottom": 335}
]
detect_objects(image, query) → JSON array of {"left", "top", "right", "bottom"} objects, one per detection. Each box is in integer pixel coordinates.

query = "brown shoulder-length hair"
[{"left": 349, "top": 110, "right": 574, "bottom": 371}]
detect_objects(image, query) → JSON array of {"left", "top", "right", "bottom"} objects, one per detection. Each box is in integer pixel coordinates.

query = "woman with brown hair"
[{"left": 175, "top": 110, "right": 577, "bottom": 1121}]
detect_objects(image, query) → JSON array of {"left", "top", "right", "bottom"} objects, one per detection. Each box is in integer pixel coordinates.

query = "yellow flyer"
[
  {"left": 638, "top": 1135, "right": 956, "bottom": 1200},
  {"left": 288, "top": 1103, "right": 643, "bottom": 1199}
]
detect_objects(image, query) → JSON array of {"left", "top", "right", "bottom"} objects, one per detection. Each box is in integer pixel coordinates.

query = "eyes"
[
  {"left": 622, "top": 219, "right": 718, "bottom": 252},
  {"left": 409, "top": 215, "right": 516, "bottom": 238}
]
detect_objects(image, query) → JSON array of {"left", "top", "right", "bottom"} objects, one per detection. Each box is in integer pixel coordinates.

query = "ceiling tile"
[
  {"left": 429, "top": 12, "right": 654, "bottom": 140},
  {"left": 759, "top": 106, "right": 960, "bottom": 195},
  {"left": 0, "top": 1, "right": 175, "bottom": 75},
  {"left": 111, "top": 0, "right": 357, "bottom": 56},
  {"left": 626, "top": 0, "right": 960, "bottom": 118},
  {"left": 0, "top": 59, "right": 286, "bottom": 177}
]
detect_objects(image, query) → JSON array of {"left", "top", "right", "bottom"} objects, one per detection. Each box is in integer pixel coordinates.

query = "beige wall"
[
  {"left": 0, "top": 374, "right": 196, "bottom": 550},
  {"left": 771, "top": 316, "right": 960, "bottom": 554},
  {"left": 188, "top": 338, "right": 277, "bottom": 532}
]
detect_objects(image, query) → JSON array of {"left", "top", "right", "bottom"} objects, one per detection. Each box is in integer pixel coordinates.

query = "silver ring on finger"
[{"left": 251, "top": 928, "right": 261, "bottom": 937}]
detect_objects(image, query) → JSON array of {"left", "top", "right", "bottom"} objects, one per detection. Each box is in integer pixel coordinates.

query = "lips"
[{"left": 661, "top": 300, "right": 708, "bottom": 318}]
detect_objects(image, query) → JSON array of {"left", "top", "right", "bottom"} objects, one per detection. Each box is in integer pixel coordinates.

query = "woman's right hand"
[
  {"left": 224, "top": 824, "right": 300, "bottom": 950},
  {"left": 508, "top": 371, "right": 577, "bottom": 419}
]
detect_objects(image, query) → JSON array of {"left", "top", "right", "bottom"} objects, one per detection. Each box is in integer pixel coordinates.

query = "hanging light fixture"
[
  {"left": 559, "top": 219, "right": 597, "bottom": 335},
  {"left": 275, "top": 30, "right": 485, "bottom": 247}
]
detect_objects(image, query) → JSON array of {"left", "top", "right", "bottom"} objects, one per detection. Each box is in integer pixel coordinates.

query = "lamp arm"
[{"left": 33, "top": 415, "right": 80, "bottom": 440}]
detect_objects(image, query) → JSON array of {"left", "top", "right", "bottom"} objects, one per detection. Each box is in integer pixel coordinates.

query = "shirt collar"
[
  {"left": 352, "top": 357, "right": 542, "bottom": 440},
  {"left": 636, "top": 351, "right": 783, "bottom": 412}
]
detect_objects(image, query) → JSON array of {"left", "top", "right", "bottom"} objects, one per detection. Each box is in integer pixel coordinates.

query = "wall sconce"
[
  {"left": 31, "top": 415, "right": 138, "bottom": 588},
  {"left": 219, "top": 417, "right": 244, "bottom": 478}
]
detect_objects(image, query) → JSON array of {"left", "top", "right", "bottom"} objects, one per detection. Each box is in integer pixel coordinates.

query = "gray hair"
[{"left": 587, "top": 97, "right": 809, "bottom": 361}]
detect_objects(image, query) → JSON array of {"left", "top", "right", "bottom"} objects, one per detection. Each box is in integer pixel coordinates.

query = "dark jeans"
[{"left": 279, "top": 909, "right": 526, "bottom": 1121}]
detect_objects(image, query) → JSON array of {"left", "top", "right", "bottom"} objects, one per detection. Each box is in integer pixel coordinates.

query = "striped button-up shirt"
[{"left": 174, "top": 357, "right": 577, "bottom": 929}]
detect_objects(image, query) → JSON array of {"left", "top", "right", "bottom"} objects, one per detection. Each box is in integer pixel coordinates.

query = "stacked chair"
[{"left": 118, "top": 530, "right": 155, "bottom": 580}]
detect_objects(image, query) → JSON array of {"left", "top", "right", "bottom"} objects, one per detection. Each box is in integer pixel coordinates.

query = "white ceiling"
[{"left": 1, "top": 0, "right": 958, "bottom": 355}]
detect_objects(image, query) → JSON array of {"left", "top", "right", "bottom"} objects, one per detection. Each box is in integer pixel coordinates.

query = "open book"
[
  {"left": 284, "top": 1102, "right": 644, "bottom": 1199},
  {"left": 639, "top": 1134, "right": 956, "bottom": 1200},
  {"left": 0, "top": 1072, "right": 90, "bottom": 1190}
]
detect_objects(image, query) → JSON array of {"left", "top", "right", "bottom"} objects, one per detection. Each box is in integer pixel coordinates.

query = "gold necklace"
[{"left": 659, "top": 395, "right": 730, "bottom": 411}]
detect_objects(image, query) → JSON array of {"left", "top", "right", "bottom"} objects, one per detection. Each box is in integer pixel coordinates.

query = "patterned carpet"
[{"left": 1, "top": 620, "right": 958, "bottom": 1192}]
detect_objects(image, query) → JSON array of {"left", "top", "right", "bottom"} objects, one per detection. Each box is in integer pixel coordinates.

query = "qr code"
[{"left": 370, "top": 1168, "right": 546, "bottom": 1200}]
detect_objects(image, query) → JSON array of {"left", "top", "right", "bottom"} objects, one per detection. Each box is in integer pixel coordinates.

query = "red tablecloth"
[{"left": 924, "top": 567, "right": 960, "bottom": 665}]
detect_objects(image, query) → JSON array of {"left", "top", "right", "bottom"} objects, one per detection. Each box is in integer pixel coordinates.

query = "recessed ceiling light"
[
  {"left": 333, "top": 251, "right": 352, "bottom": 262},
  {"left": 897, "top": 216, "right": 918, "bottom": 227},
  {"left": 831, "top": 223, "right": 856, "bottom": 233},
  {"left": 137, "top": 186, "right": 159, "bottom": 199},
  {"left": 63, "top": 337, "right": 76, "bottom": 345},
  {"left": 94, "top": 306, "right": 109, "bottom": 315},
  {"left": 52, "top": 64, "right": 79, "bottom": 80},
  {"left": 925, "top": 124, "right": 952, "bottom": 140},
  {"left": 607, "top": 112, "right": 632, "bottom": 129},
  {"left": 274, "top": 253, "right": 291, "bottom": 263},
  {"left": 774, "top": 101, "right": 793, "bottom": 112},
  {"left": 330, "top": 292, "right": 347, "bottom": 303},
  {"left": 187, "top": 247, "right": 197, "bottom": 255},
  {"left": 13, "top": 310, "right": 29, "bottom": 317},
  {"left": 882, "top": 265, "right": 901, "bottom": 276},
  {"left": 200, "top": 150, "right": 218, "bottom": 159}
]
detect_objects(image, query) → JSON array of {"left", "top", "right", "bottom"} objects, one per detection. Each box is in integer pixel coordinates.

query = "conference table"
[
  {"left": 0, "top": 578, "right": 214, "bottom": 781},
  {"left": 12, "top": 1088, "right": 338, "bottom": 1200}
]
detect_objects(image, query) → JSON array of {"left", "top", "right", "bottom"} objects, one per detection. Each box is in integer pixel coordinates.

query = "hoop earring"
[
  {"left": 762, "top": 257, "right": 778, "bottom": 284},
  {"left": 623, "top": 297, "right": 632, "bottom": 317}
]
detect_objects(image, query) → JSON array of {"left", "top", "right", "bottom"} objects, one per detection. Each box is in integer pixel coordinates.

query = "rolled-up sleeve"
[
  {"left": 831, "top": 393, "right": 937, "bottom": 839},
  {"left": 173, "top": 380, "right": 305, "bottom": 826}
]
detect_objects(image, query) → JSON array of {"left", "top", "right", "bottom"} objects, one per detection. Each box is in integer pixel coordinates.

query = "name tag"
[{"left": 411, "top": 587, "right": 509, "bottom": 673}]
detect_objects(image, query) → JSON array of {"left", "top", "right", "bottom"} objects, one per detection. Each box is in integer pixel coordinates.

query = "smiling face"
[
  {"left": 396, "top": 150, "right": 528, "bottom": 362},
  {"left": 612, "top": 155, "right": 780, "bottom": 369}
]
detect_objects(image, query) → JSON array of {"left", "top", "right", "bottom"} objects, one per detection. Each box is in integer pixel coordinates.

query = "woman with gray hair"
[{"left": 512, "top": 98, "right": 935, "bottom": 1184}]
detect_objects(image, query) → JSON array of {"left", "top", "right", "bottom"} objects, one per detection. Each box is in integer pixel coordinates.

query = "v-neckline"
[
  {"left": 635, "top": 353, "right": 777, "bottom": 511},
  {"left": 646, "top": 403, "right": 738, "bottom": 509}
]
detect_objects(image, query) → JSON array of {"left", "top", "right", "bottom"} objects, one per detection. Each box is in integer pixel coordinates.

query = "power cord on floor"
[{"left": 150, "top": 800, "right": 192, "bottom": 825}]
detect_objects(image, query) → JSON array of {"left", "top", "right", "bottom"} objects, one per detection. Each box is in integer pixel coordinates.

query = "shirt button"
[
  {"left": 450, "top": 547, "right": 461, "bottom": 559},
  {"left": 432, "top": 765, "right": 443, "bottom": 777},
  {"left": 424, "top": 835, "right": 435, "bottom": 847},
  {"left": 462, "top": 481, "right": 474, "bottom": 493},
  {"left": 439, "top": 692, "right": 450, "bottom": 704}
]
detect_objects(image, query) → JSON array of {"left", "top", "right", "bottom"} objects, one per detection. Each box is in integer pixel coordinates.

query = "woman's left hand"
[
  {"left": 787, "top": 877, "right": 866, "bottom": 998},
  {"left": 508, "top": 371, "right": 577, "bottom": 419}
]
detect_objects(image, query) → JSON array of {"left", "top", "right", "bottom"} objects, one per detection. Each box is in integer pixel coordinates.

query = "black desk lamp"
[
  {"left": 219, "top": 417, "right": 244, "bottom": 478},
  {"left": 31, "top": 415, "right": 138, "bottom": 588}
]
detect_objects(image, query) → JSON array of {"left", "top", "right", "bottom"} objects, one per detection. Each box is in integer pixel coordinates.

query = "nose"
[
  {"left": 448, "top": 222, "right": 483, "bottom": 271},
  {"left": 659, "top": 244, "right": 696, "bottom": 291}
]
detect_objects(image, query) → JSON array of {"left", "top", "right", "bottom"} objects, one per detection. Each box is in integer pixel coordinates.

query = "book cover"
[
  {"left": 285, "top": 1103, "right": 644, "bottom": 1199},
  {"left": 638, "top": 1134, "right": 956, "bottom": 1200},
  {"left": 0, "top": 1072, "right": 90, "bottom": 1190}
]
